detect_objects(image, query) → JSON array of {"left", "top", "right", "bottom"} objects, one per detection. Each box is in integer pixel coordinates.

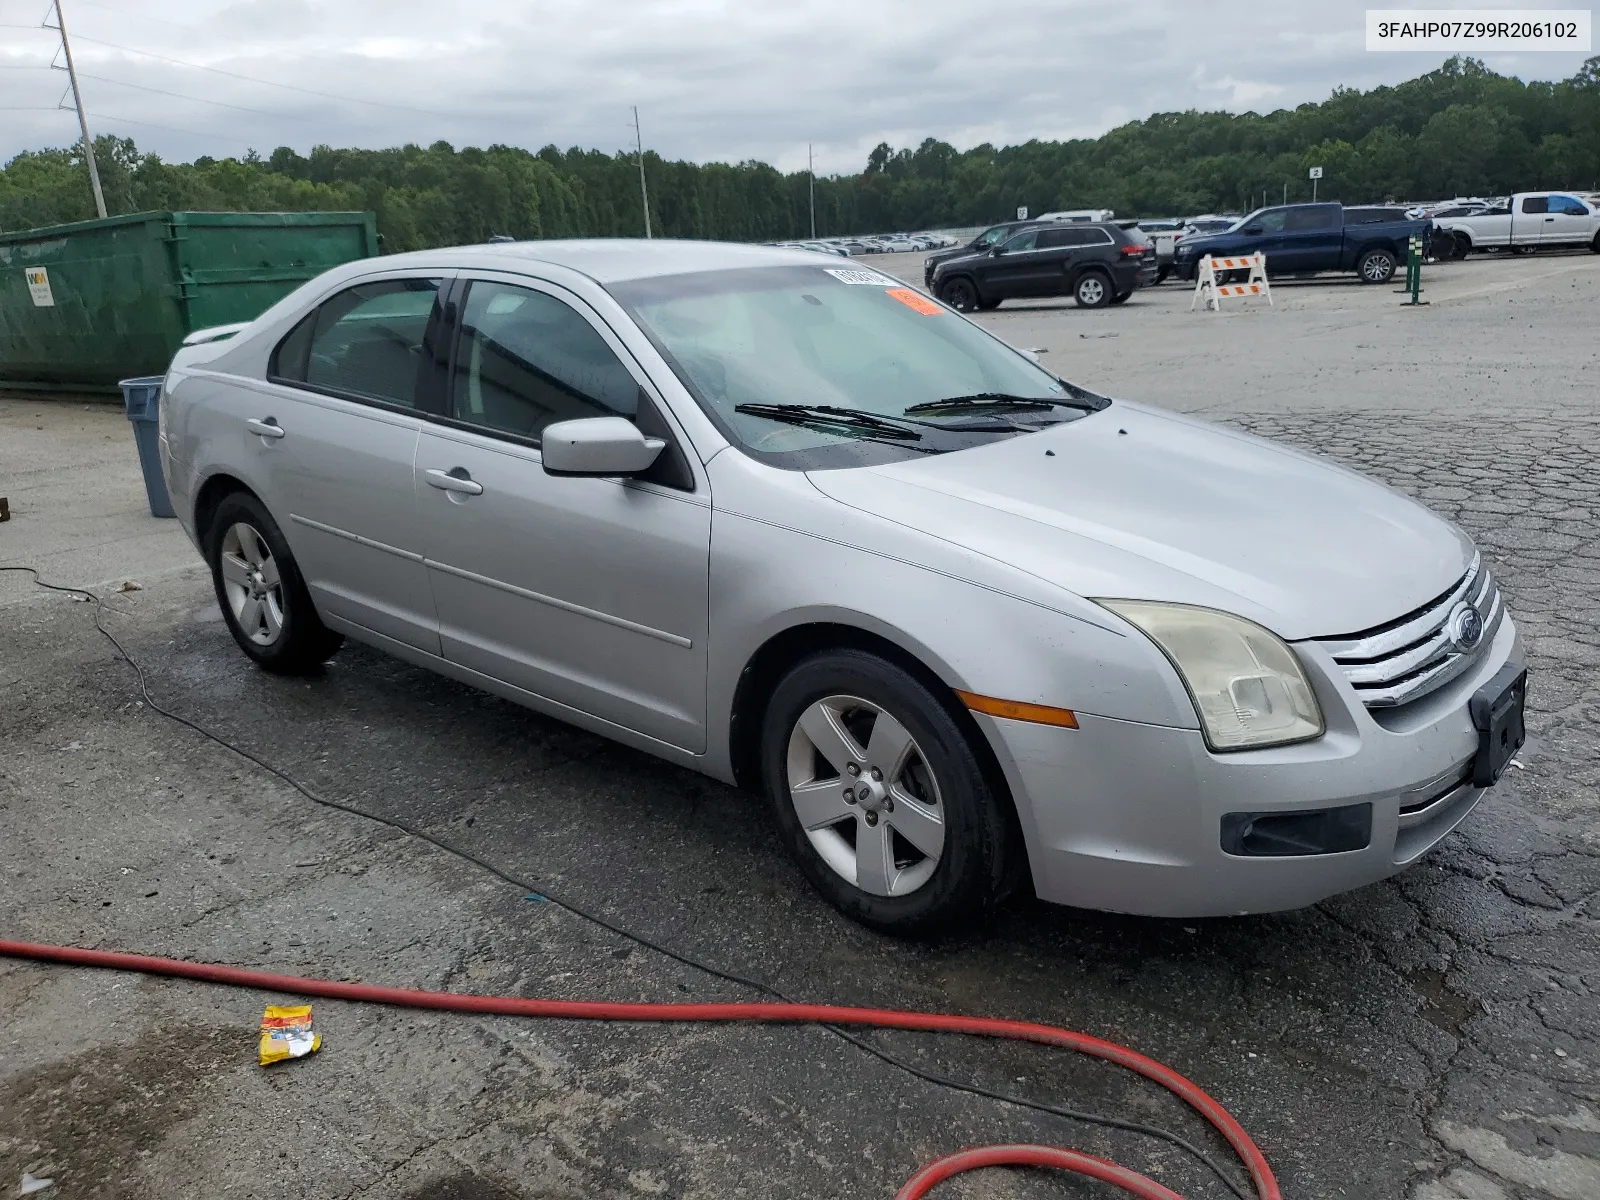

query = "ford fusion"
[{"left": 158, "top": 241, "right": 1525, "bottom": 933}]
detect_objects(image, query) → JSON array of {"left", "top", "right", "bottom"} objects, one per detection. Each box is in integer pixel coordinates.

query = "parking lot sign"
[
  {"left": 1016, "top": 206, "right": 1028, "bottom": 220},
  {"left": 1309, "top": 165, "right": 1323, "bottom": 201},
  {"left": 1309, "top": 167, "right": 1323, "bottom": 179}
]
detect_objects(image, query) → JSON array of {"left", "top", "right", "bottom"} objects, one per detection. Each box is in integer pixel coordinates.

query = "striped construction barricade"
[{"left": 1190, "top": 252, "right": 1272, "bottom": 311}]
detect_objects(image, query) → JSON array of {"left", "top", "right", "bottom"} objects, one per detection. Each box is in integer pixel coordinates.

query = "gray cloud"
[{"left": 1, "top": 0, "right": 1591, "bottom": 172}]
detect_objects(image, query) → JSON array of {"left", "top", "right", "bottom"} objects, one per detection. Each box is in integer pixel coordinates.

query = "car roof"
[{"left": 366, "top": 238, "right": 844, "bottom": 285}]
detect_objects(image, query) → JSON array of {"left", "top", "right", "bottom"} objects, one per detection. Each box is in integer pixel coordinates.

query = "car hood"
[
  {"left": 806, "top": 402, "right": 1472, "bottom": 641},
  {"left": 930, "top": 248, "right": 988, "bottom": 274}
]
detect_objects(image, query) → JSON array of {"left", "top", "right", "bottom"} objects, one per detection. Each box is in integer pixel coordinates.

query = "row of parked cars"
[
  {"left": 767, "top": 232, "right": 960, "bottom": 256},
  {"left": 1408, "top": 192, "right": 1600, "bottom": 259}
]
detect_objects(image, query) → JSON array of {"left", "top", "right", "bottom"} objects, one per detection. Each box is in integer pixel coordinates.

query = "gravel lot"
[{"left": 2, "top": 250, "right": 1598, "bottom": 1200}]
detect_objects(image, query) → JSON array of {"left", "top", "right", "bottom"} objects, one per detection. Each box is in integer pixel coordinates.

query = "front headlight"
[{"left": 1096, "top": 600, "right": 1324, "bottom": 751}]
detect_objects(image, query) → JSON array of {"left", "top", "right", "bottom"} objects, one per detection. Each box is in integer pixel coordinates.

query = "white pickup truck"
[{"left": 1433, "top": 191, "right": 1600, "bottom": 256}]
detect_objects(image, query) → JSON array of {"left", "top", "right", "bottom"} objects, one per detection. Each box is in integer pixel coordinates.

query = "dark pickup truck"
[{"left": 1171, "top": 202, "right": 1431, "bottom": 284}]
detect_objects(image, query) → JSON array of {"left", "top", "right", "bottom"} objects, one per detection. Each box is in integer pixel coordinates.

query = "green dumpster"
[{"left": 0, "top": 210, "right": 379, "bottom": 391}]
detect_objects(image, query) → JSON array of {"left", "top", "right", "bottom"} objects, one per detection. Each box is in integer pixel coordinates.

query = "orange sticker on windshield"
[{"left": 885, "top": 288, "right": 943, "bottom": 316}]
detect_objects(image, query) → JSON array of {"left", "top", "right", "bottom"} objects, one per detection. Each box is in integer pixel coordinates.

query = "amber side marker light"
[{"left": 955, "top": 691, "right": 1079, "bottom": 729}]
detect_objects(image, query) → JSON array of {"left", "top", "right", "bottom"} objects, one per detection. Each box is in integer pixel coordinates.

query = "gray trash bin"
[{"left": 118, "top": 375, "right": 175, "bottom": 518}]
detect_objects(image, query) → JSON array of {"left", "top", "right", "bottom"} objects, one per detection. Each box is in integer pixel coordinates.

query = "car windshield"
[{"left": 610, "top": 264, "right": 1106, "bottom": 470}]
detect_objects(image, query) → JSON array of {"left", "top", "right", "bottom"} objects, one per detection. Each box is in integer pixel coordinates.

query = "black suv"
[
  {"left": 922, "top": 220, "right": 1050, "bottom": 290},
  {"left": 929, "top": 222, "right": 1155, "bottom": 311}
]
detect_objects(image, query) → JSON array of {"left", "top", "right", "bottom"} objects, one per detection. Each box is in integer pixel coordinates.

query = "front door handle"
[
  {"left": 246, "top": 417, "right": 286, "bottom": 439},
  {"left": 424, "top": 467, "right": 484, "bottom": 496}
]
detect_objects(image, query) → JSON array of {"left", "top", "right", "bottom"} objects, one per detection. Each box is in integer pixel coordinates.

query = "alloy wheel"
[
  {"left": 1361, "top": 254, "right": 1393, "bottom": 282},
  {"left": 1077, "top": 276, "right": 1105, "bottom": 305},
  {"left": 219, "top": 521, "right": 285, "bottom": 646},
  {"left": 785, "top": 694, "right": 945, "bottom": 897}
]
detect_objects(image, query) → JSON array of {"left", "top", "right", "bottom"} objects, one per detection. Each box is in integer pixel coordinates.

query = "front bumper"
[{"left": 981, "top": 613, "right": 1522, "bottom": 917}]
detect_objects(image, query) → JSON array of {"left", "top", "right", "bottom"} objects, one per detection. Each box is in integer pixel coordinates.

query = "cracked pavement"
[{"left": 3, "top": 249, "right": 1598, "bottom": 1199}]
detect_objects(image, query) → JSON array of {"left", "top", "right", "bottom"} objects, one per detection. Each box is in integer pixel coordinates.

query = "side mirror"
[
  {"left": 990, "top": 246, "right": 1004, "bottom": 256},
  {"left": 1244, "top": 226, "right": 1263, "bottom": 235},
  {"left": 541, "top": 417, "right": 665, "bottom": 477}
]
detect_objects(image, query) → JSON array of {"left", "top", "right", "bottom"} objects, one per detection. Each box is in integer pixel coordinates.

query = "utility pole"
[
  {"left": 1282, "top": 182, "right": 1287, "bottom": 205},
  {"left": 53, "top": 0, "right": 106, "bottom": 219},
  {"left": 632, "top": 106, "right": 651, "bottom": 239},
  {"left": 808, "top": 143, "right": 816, "bottom": 239}
]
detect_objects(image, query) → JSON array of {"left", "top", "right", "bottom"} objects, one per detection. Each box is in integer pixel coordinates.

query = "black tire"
[
  {"left": 1155, "top": 265, "right": 1171, "bottom": 284},
  {"left": 939, "top": 277, "right": 979, "bottom": 313},
  {"left": 1590, "top": 232, "right": 1600, "bottom": 254},
  {"left": 976, "top": 297, "right": 1002, "bottom": 311},
  {"left": 1510, "top": 244, "right": 1534, "bottom": 256},
  {"left": 1110, "top": 290, "right": 1132, "bottom": 305},
  {"left": 1455, "top": 234, "right": 1473, "bottom": 258},
  {"left": 1073, "top": 270, "right": 1111, "bottom": 308},
  {"left": 206, "top": 490, "right": 343, "bottom": 675},
  {"left": 1357, "top": 248, "right": 1396, "bottom": 284},
  {"left": 760, "top": 649, "right": 1020, "bottom": 935}
]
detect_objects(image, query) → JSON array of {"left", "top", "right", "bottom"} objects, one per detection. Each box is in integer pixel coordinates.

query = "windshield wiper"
[
  {"left": 903, "top": 393, "right": 1058, "bottom": 415},
  {"left": 734, "top": 402, "right": 923, "bottom": 440}
]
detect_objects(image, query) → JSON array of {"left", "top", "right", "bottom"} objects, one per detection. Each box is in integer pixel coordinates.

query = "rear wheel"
[
  {"left": 1357, "top": 248, "right": 1396, "bottom": 284},
  {"left": 207, "top": 491, "right": 342, "bottom": 675},
  {"left": 1073, "top": 271, "right": 1111, "bottom": 308},
  {"left": 939, "top": 277, "right": 979, "bottom": 313},
  {"left": 976, "top": 297, "right": 1002, "bottom": 311},
  {"left": 1154, "top": 265, "right": 1171, "bottom": 284},
  {"left": 1591, "top": 232, "right": 1600, "bottom": 254},
  {"left": 760, "top": 649, "right": 1019, "bottom": 934},
  {"left": 1110, "top": 289, "right": 1132, "bottom": 305}
]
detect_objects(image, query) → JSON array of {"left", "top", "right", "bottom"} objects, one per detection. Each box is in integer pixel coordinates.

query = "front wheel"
[
  {"left": 938, "top": 277, "right": 979, "bottom": 313},
  {"left": 1357, "top": 248, "right": 1396, "bottom": 284},
  {"left": 760, "top": 650, "right": 1020, "bottom": 934},
  {"left": 207, "top": 491, "right": 343, "bottom": 674},
  {"left": 1073, "top": 272, "right": 1111, "bottom": 308}
]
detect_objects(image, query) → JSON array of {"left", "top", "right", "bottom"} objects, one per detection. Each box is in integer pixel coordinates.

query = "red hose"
[{"left": 0, "top": 939, "right": 1279, "bottom": 1200}]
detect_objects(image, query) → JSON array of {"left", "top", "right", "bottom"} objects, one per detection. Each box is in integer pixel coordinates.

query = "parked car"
[
  {"left": 923, "top": 220, "right": 1052, "bottom": 289},
  {"left": 1432, "top": 192, "right": 1600, "bottom": 256},
  {"left": 930, "top": 221, "right": 1155, "bottom": 310},
  {"left": 1035, "top": 208, "right": 1116, "bottom": 223},
  {"left": 1173, "top": 202, "right": 1430, "bottom": 284},
  {"left": 1127, "top": 218, "right": 1185, "bottom": 282},
  {"left": 159, "top": 239, "right": 1524, "bottom": 933}
]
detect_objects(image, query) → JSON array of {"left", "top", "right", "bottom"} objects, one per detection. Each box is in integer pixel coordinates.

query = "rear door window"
[
  {"left": 1284, "top": 207, "right": 1338, "bottom": 231},
  {"left": 273, "top": 278, "right": 442, "bottom": 409},
  {"left": 1520, "top": 196, "right": 1549, "bottom": 214}
]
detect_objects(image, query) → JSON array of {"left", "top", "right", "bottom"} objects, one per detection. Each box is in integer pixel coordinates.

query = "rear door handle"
[
  {"left": 424, "top": 467, "right": 484, "bottom": 496},
  {"left": 247, "top": 417, "right": 285, "bottom": 439}
]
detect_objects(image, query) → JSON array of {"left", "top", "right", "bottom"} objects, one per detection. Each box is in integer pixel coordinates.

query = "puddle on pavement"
[{"left": 1408, "top": 966, "right": 1481, "bottom": 1037}]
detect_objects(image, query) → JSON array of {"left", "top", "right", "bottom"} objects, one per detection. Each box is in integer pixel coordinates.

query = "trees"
[{"left": 4, "top": 56, "right": 1598, "bottom": 244}]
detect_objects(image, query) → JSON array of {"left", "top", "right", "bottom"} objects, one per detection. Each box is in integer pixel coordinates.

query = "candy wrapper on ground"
[{"left": 259, "top": 1004, "right": 321, "bottom": 1066}]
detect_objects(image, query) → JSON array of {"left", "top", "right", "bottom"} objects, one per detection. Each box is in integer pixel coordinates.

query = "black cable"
[{"left": 4, "top": 565, "right": 1251, "bottom": 1200}]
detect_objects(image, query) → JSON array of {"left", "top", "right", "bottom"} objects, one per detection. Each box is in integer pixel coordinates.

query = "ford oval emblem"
[{"left": 1448, "top": 603, "right": 1485, "bottom": 652}]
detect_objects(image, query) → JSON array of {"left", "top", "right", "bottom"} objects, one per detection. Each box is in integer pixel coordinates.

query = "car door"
[
  {"left": 414, "top": 274, "right": 711, "bottom": 751},
  {"left": 1032, "top": 226, "right": 1092, "bottom": 294},
  {"left": 252, "top": 273, "right": 446, "bottom": 654},
  {"left": 983, "top": 229, "right": 1053, "bottom": 296},
  {"left": 1515, "top": 195, "right": 1551, "bottom": 245},
  {"left": 1545, "top": 194, "right": 1592, "bottom": 245},
  {"left": 1275, "top": 204, "right": 1342, "bottom": 271}
]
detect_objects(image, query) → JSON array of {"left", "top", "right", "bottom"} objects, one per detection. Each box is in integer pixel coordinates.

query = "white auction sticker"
[
  {"left": 25, "top": 267, "right": 54, "bottom": 307},
  {"left": 1367, "top": 9, "right": 1591, "bottom": 51},
  {"left": 824, "top": 268, "right": 900, "bottom": 286}
]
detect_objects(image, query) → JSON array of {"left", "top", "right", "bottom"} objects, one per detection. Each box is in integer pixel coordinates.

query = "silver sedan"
[{"left": 159, "top": 240, "right": 1525, "bottom": 933}]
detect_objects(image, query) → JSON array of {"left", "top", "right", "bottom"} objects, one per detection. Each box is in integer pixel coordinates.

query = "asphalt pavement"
[{"left": 2, "top": 249, "right": 1597, "bottom": 1200}]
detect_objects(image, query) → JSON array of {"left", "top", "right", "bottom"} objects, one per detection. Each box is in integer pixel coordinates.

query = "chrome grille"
[{"left": 1318, "top": 553, "right": 1503, "bottom": 708}]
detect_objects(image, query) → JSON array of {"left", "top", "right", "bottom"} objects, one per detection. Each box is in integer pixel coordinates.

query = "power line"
[
  {"left": 67, "top": 32, "right": 462, "bottom": 117},
  {"left": 86, "top": 110, "right": 243, "bottom": 140},
  {"left": 72, "top": 69, "right": 302, "bottom": 117}
]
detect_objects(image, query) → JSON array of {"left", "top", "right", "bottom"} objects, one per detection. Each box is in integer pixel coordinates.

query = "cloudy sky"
[{"left": 1, "top": 0, "right": 1592, "bottom": 173}]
